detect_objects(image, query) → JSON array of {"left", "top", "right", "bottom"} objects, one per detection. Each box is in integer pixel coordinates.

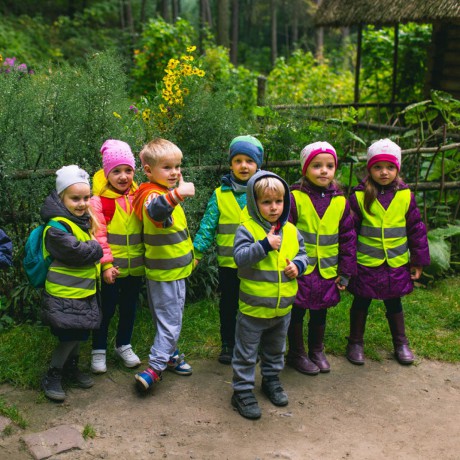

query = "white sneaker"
[
  {"left": 115, "top": 344, "right": 141, "bottom": 368},
  {"left": 91, "top": 350, "right": 107, "bottom": 374}
]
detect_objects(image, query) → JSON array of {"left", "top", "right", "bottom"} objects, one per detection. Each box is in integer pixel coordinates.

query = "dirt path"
[{"left": 1, "top": 356, "right": 459, "bottom": 459}]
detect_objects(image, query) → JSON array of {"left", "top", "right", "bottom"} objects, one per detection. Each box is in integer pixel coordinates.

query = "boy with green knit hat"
[{"left": 193, "top": 135, "right": 264, "bottom": 364}]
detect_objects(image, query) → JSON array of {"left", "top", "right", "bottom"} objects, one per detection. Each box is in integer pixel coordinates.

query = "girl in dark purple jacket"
[
  {"left": 347, "top": 139, "right": 430, "bottom": 366},
  {"left": 288, "top": 142, "right": 356, "bottom": 375}
]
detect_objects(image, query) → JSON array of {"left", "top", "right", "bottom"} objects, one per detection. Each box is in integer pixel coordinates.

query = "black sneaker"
[
  {"left": 231, "top": 391, "right": 261, "bottom": 419},
  {"left": 218, "top": 346, "right": 233, "bottom": 365},
  {"left": 261, "top": 376, "right": 288, "bottom": 407},
  {"left": 42, "top": 367, "right": 66, "bottom": 402}
]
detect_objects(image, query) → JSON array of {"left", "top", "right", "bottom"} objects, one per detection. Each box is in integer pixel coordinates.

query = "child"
[
  {"left": 90, "top": 140, "right": 144, "bottom": 373},
  {"left": 231, "top": 170, "right": 307, "bottom": 419},
  {"left": 0, "top": 228, "right": 13, "bottom": 269},
  {"left": 193, "top": 135, "right": 264, "bottom": 364},
  {"left": 287, "top": 142, "right": 356, "bottom": 375},
  {"left": 132, "top": 138, "right": 195, "bottom": 391},
  {"left": 40, "top": 165, "right": 103, "bottom": 402},
  {"left": 346, "top": 139, "right": 430, "bottom": 365}
]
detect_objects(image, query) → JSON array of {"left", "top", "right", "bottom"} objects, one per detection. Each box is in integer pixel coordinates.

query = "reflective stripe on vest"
[
  {"left": 355, "top": 189, "right": 410, "bottom": 267},
  {"left": 143, "top": 192, "right": 193, "bottom": 281},
  {"left": 106, "top": 198, "right": 145, "bottom": 277},
  {"left": 44, "top": 217, "right": 100, "bottom": 299},
  {"left": 292, "top": 190, "right": 345, "bottom": 279},
  {"left": 238, "top": 218, "right": 299, "bottom": 318},
  {"left": 215, "top": 187, "right": 243, "bottom": 268}
]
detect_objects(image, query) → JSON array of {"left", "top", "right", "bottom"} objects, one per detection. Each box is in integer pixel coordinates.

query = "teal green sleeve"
[{"left": 193, "top": 190, "right": 220, "bottom": 257}]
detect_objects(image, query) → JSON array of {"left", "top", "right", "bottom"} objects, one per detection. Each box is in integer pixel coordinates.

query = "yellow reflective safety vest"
[
  {"left": 355, "top": 188, "right": 410, "bottom": 267},
  {"left": 44, "top": 217, "right": 101, "bottom": 299},
  {"left": 215, "top": 187, "right": 243, "bottom": 268},
  {"left": 238, "top": 218, "right": 299, "bottom": 318},
  {"left": 292, "top": 190, "right": 345, "bottom": 279},
  {"left": 143, "top": 187, "right": 194, "bottom": 281},
  {"left": 106, "top": 198, "right": 144, "bottom": 277}
]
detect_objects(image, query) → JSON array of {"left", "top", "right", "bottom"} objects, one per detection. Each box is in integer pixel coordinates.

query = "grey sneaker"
[
  {"left": 231, "top": 391, "right": 261, "bottom": 419},
  {"left": 64, "top": 356, "right": 94, "bottom": 389},
  {"left": 42, "top": 367, "right": 66, "bottom": 402},
  {"left": 261, "top": 376, "right": 288, "bottom": 407}
]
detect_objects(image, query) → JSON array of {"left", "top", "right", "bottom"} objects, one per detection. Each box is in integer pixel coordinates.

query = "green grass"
[{"left": 0, "top": 277, "right": 458, "bottom": 389}]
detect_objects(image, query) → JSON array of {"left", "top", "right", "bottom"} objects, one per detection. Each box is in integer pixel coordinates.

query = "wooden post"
[
  {"left": 354, "top": 24, "right": 363, "bottom": 105},
  {"left": 257, "top": 75, "right": 267, "bottom": 106},
  {"left": 391, "top": 23, "right": 399, "bottom": 105}
]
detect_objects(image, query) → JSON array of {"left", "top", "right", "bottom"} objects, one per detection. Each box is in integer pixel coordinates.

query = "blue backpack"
[{"left": 23, "top": 220, "right": 68, "bottom": 288}]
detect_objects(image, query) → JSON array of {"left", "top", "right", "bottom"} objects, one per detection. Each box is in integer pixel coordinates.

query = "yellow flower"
[
  {"left": 134, "top": 49, "right": 140, "bottom": 55},
  {"left": 159, "top": 104, "right": 168, "bottom": 113},
  {"left": 197, "top": 70, "right": 206, "bottom": 77},
  {"left": 186, "top": 45, "right": 197, "bottom": 52},
  {"left": 113, "top": 112, "right": 122, "bottom": 119}
]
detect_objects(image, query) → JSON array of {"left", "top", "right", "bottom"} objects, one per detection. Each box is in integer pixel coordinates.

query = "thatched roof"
[{"left": 315, "top": 0, "right": 460, "bottom": 27}]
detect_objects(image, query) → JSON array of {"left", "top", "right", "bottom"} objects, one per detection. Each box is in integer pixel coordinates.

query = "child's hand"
[
  {"left": 335, "top": 276, "right": 346, "bottom": 291},
  {"left": 103, "top": 266, "right": 119, "bottom": 284},
  {"left": 176, "top": 173, "right": 195, "bottom": 198},
  {"left": 410, "top": 265, "right": 422, "bottom": 280},
  {"left": 194, "top": 258, "right": 199, "bottom": 268},
  {"left": 266, "top": 225, "right": 281, "bottom": 250},
  {"left": 284, "top": 259, "right": 298, "bottom": 279}
]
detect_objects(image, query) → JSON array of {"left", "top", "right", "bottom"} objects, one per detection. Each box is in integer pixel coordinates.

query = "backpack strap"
[
  {"left": 99, "top": 196, "right": 116, "bottom": 224},
  {"left": 48, "top": 220, "right": 70, "bottom": 233}
]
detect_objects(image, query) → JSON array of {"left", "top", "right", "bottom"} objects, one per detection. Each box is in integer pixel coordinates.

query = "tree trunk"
[
  {"left": 315, "top": 0, "right": 324, "bottom": 62},
  {"left": 217, "top": 0, "right": 230, "bottom": 48},
  {"left": 230, "top": 0, "right": 239, "bottom": 65},
  {"left": 159, "top": 0, "right": 169, "bottom": 21},
  {"left": 140, "top": 0, "right": 147, "bottom": 25},
  {"left": 271, "top": 0, "right": 278, "bottom": 67},
  {"left": 172, "top": 0, "right": 180, "bottom": 23}
]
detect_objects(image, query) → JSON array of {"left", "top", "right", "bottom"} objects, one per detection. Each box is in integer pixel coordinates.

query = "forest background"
[{"left": 0, "top": 0, "right": 459, "bottom": 389}]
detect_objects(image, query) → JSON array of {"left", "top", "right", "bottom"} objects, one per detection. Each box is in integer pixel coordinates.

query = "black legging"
[
  {"left": 291, "top": 306, "right": 328, "bottom": 326},
  {"left": 351, "top": 294, "right": 403, "bottom": 315}
]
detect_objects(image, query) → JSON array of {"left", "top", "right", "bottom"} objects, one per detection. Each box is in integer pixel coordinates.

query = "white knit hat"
[
  {"left": 367, "top": 139, "right": 401, "bottom": 171},
  {"left": 300, "top": 141, "right": 337, "bottom": 175},
  {"left": 56, "top": 165, "right": 90, "bottom": 194}
]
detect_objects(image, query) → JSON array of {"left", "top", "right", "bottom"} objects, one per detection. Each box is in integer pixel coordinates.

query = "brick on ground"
[{"left": 21, "top": 424, "right": 85, "bottom": 460}]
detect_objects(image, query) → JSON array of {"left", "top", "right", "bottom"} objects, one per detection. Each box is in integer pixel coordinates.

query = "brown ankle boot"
[
  {"left": 386, "top": 312, "right": 414, "bottom": 365},
  {"left": 346, "top": 309, "right": 368, "bottom": 365},
  {"left": 286, "top": 322, "right": 319, "bottom": 375}
]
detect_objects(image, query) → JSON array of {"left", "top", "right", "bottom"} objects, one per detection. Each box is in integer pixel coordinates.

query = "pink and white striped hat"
[
  {"left": 300, "top": 141, "right": 337, "bottom": 175},
  {"left": 367, "top": 138, "right": 401, "bottom": 171}
]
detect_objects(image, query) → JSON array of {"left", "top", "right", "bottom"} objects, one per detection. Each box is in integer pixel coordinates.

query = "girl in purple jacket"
[
  {"left": 288, "top": 142, "right": 356, "bottom": 375},
  {"left": 347, "top": 139, "right": 430, "bottom": 366}
]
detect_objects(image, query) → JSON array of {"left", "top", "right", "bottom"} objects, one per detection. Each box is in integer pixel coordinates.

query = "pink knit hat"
[
  {"left": 100, "top": 139, "right": 136, "bottom": 177},
  {"left": 300, "top": 141, "right": 337, "bottom": 175},
  {"left": 367, "top": 138, "right": 401, "bottom": 171}
]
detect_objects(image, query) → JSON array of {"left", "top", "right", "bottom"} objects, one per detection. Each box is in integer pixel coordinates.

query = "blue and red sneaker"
[
  {"left": 135, "top": 367, "right": 162, "bottom": 391},
  {"left": 167, "top": 350, "right": 193, "bottom": 375}
]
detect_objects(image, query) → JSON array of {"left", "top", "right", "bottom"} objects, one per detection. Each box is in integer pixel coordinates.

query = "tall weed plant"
[{"left": 0, "top": 51, "right": 145, "bottom": 323}]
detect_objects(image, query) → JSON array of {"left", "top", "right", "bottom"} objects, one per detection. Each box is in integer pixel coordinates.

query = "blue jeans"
[{"left": 92, "top": 275, "right": 142, "bottom": 350}]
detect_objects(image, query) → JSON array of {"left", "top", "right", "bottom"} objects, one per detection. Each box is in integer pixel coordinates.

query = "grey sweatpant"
[
  {"left": 232, "top": 311, "right": 291, "bottom": 392},
  {"left": 146, "top": 278, "right": 186, "bottom": 373}
]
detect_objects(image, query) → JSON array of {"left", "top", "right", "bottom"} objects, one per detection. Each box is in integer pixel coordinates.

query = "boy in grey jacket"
[{"left": 231, "top": 170, "right": 308, "bottom": 419}]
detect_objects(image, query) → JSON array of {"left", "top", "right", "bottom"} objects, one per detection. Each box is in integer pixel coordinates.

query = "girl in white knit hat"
[
  {"left": 40, "top": 165, "right": 103, "bottom": 401},
  {"left": 346, "top": 139, "right": 430, "bottom": 365},
  {"left": 287, "top": 141, "right": 356, "bottom": 375}
]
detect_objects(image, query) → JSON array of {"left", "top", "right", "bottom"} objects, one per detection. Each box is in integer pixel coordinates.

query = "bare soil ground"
[{"left": 1, "top": 356, "right": 459, "bottom": 460}]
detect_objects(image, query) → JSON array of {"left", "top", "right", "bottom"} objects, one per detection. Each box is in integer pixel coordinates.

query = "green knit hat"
[{"left": 229, "top": 135, "right": 264, "bottom": 168}]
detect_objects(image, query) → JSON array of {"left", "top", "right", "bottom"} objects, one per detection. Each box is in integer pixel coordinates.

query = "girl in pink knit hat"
[
  {"left": 90, "top": 139, "right": 145, "bottom": 373},
  {"left": 287, "top": 141, "right": 356, "bottom": 375},
  {"left": 346, "top": 138, "right": 430, "bottom": 365}
]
